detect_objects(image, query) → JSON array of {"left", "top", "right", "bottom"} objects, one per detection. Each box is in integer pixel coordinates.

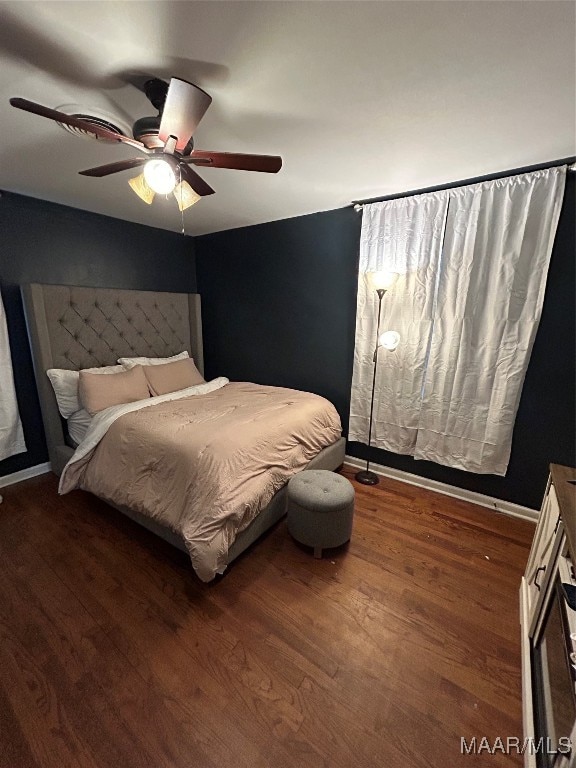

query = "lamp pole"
[{"left": 355, "top": 288, "right": 386, "bottom": 485}]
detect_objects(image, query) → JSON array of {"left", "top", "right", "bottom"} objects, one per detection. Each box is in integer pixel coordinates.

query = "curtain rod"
[{"left": 352, "top": 156, "right": 576, "bottom": 210}]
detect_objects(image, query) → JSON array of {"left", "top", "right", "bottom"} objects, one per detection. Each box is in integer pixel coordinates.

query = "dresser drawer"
[{"left": 525, "top": 484, "right": 561, "bottom": 620}]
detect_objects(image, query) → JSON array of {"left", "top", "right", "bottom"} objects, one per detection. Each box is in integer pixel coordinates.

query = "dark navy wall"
[
  {"left": 0, "top": 191, "right": 196, "bottom": 478},
  {"left": 196, "top": 208, "right": 360, "bottom": 425},
  {"left": 196, "top": 175, "right": 575, "bottom": 510}
]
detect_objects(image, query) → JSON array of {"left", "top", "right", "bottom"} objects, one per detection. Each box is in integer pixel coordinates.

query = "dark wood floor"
[{"left": 0, "top": 467, "right": 535, "bottom": 768}]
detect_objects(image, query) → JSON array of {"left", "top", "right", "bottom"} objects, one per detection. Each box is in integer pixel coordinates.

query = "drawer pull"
[{"left": 534, "top": 565, "right": 546, "bottom": 590}]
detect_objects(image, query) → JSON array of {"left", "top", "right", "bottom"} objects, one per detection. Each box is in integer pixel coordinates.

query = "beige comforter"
[{"left": 60, "top": 381, "right": 341, "bottom": 581}]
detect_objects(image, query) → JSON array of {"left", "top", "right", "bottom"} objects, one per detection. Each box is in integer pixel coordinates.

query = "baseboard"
[
  {"left": 344, "top": 455, "right": 538, "bottom": 523},
  {"left": 0, "top": 456, "right": 538, "bottom": 522},
  {"left": 0, "top": 462, "right": 52, "bottom": 489}
]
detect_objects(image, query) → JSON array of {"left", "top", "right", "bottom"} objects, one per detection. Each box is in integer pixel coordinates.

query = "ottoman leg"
[{"left": 314, "top": 546, "right": 322, "bottom": 559}]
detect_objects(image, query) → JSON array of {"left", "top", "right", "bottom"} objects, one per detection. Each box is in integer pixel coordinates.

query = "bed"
[{"left": 22, "top": 283, "right": 345, "bottom": 580}]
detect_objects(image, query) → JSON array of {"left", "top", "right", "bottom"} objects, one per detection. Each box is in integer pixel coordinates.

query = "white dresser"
[{"left": 520, "top": 464, "right": 576, "bottom": 768}]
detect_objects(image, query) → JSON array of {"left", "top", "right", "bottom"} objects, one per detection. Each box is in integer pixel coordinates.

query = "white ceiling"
[{"left": 1, "top": 1, "right": 574, "bottom": 236}]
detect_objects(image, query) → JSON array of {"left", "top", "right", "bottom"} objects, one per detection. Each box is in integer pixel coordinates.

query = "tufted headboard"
[{"left": 22, "top": 283, "right": 203, "bottom": 475}]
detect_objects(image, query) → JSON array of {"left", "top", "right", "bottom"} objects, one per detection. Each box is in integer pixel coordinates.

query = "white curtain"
[
  {"left": 349, "top": 166, "right": 566, "bottom": 475},
  {"left": 0, "top": 293, "right": 26, "bottom": 461},
  {"left": 348, "top": 191, "right": 449, "bottom": 453},
  {"left": 414, "top": 167, "right": 566, "bottom": 474}
]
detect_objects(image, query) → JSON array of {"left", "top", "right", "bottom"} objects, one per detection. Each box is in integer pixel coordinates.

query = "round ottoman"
[{"left": 287, "top": 470, "right": 355, "bottom": 559}]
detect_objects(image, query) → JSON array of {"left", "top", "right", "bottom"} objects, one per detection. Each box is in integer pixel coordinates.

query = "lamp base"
[{"left": 355, "top": 469, "right": 380, "bottom": 486}]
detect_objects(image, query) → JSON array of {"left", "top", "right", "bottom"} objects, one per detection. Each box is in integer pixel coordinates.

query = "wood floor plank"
[
  {"left": 16, "top": 491, "right": 307, "bottom": 768},
  {"left": 0, "top": 468, "right": 534, "bottom": 768},
  {"left": 0, "top": 536, "right": 216, "bottom": 768}
]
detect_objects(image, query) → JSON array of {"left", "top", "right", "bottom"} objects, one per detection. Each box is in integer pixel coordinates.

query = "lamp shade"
[
  {"left": 378, "top": 330, "right": 400, "bottom": 351},
  {"left": 368, "top": 271, "right": 399, "bottom": 291},
  {"left": 128, "top": 173, "right": 155, "bottom": 205},
  {"left": 174, "top": 181, "right": 201, "bottom": 211}
]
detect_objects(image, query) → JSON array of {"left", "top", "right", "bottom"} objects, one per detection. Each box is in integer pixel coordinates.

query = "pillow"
[
  {"left": 67, "top": 408, "right": 92, "bottom": 446},
  {"left": 118, "top": 351, "right": 189, "bottom": 369},
  {"left": 143, "top": 357, "right": 205, "bottom": 397},
  {"left": 79, "top": 365, "right": 150, "bottom": 416},
  {"left": 47, "top": 364, "right": 125, "bottom": 418}
]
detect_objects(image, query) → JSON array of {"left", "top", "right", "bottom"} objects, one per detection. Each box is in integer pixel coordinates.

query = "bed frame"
[{"left": 22, "top": 283, "right": 345, "bottom": 566}]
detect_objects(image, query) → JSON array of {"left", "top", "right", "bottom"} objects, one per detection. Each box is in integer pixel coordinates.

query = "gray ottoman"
[{"left": 287, "top": 470, "right": 355, "bottom": 559}]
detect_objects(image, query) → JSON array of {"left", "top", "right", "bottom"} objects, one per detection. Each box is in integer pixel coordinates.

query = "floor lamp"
[{"left": 355, "top": 271, "right": 400, "bottom": 486}]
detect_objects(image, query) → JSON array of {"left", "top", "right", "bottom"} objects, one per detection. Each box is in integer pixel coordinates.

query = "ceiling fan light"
[
  {"left": 174, "top": 181, "right": 201, "bottom": 211},
  {"left": 128, "top": 173, "right": 155, "bottom": 204},
  {"left": 143, "top": 158, "right": 176, "bottom": 194}
]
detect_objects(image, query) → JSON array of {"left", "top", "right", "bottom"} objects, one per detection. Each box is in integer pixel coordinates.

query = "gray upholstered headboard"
[{"left": 22, "top": 283, "right": 203, "bottom": 475}]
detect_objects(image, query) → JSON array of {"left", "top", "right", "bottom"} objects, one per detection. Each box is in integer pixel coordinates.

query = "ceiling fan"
[{"left": 10, "top": 77, "right": 283, "bottom": 210}]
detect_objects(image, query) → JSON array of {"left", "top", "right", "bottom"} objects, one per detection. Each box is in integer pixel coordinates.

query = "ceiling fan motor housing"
[
  {"left": 132, "top": 113, "right": 194, "bottom": 154},
  {"left": 132, "top": 114, "right": 163, "bottom": 147}
]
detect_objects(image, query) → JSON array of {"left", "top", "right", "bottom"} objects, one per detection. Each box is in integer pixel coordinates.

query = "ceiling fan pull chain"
[{"left": 179, "top": 166, "right": 186, "bottom": 236}]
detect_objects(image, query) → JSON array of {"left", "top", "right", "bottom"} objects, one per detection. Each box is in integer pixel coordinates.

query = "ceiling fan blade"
[
  {"left": 178, "top": 165, "right": 215, "bottom": 197},
  {"left": 158, "top": 78, "right": 212, "bottom": 152},
  {"left": 79, "top": 158, "right": 146, "bottom": 177},
  {"left": 186, "top": 150, "right": 282, "bottom": 173},
  {"left": 9, "top": 97, "right": 147, "bottom": 152}
]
